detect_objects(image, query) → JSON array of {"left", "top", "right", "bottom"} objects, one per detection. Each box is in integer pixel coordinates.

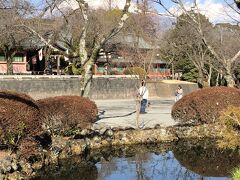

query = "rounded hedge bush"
[
  {"left": 37, "top": 96, "right": 98, "bottom": 135},
  {"left": 0, "top": 91, "right": 42, "bottom": 151},
  {"left": 171, "top": 86, "right": 240, "bottom": 124}
]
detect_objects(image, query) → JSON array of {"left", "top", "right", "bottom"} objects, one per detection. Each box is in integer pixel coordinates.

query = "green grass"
[{"left": 232, "top": 166, "right": 240, "bottom": 180}]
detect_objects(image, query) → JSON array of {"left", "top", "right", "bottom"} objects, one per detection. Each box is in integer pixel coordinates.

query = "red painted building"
[{"left": 0, "top": 53, "right": 28, "bottom": 74}]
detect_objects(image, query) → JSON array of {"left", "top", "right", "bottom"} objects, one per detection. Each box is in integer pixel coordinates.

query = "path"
[{"left": 93, "top": 97, "right": 177, "bottom": 129}]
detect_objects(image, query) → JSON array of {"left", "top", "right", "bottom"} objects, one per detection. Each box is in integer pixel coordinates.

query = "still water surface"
[{"left": 35, "top": 139, "right": 238, "bottom": 180}]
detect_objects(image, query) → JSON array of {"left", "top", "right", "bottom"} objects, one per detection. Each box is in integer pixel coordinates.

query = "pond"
[{"left": 33, "top": 139, "right": 239, "bottom": 180}]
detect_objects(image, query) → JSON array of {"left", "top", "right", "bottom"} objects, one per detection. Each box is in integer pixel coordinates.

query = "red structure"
[
  {"left": 0, "top": 53, "right": 29, "bottom": 74},
  {"left": 94, "top": 59, "right": 171, "bottom": 78}
]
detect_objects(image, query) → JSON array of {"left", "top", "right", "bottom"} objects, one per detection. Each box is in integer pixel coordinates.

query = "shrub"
[
  {"left": 0, "top": 91, "right": 42, "bottom": 152},
  {"left": 232, "top": 166, "right": 240, "bottom": 180},
  {"left": 65, "top": 61, "right": 82, "bottom": 75},
  {"left": 37, "top": 96, "right": 98, "bottom": 135},
  {"left": 19, "top": 138, "right": 41, "bottom": 159},
  {"left": 217, "top": 106, "right": 240, "bottom": 150},
  {"left": 171, "top": 86, "right": 240, "bottom": 124},
  {"left": 109, "top": 69, "right": 122, "bottom": 75},
  {"left": 123, "top": 67, "right": 147, "bottom": 79}
]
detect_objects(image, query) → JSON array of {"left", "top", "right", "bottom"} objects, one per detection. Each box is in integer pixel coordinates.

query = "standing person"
[
  {"left": 175, "top": 85, "right": 183, "bottom": 102},
  {"left": 138, "top": 80, "right": 149, "bottom": 114}
]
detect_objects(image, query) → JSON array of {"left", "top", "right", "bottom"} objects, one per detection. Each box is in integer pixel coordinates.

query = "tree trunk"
[
  {"left": 81, "top": 59, "right": 94, "bottom": 97},
  {"left": 197, "top": 69, "right": 209, "bottom": 88},
  {"left": 6, "top": 57, "right": 13, "bottom": 75},
  {"left": 215, "top": 73, "right": 219, "bottom": 86},
  {"left": 207, "top": 66, "right": 212, "bottom": 86},
  {"left": 225, "top": 62, "right": 236, "bottom": 87},
  {"left": 171, "top": 63, "right": 175, "bottom": 79},
  {"left": 225, "top": 74, "right": 236, "bottom": 87},
  {"left": 78, "top": 0, "right": 131, "bottom": 97}
]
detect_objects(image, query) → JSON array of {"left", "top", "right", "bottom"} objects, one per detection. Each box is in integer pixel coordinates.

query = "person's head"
[
  {"left": 178, "top": 85, "right": 182, "bottom": 89},
  {"left": 141, "top": 80, "right": 146, "bottom": 86}
]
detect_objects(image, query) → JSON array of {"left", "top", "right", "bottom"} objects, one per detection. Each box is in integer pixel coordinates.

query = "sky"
[
  {"left": 85, "top": 0, "right": 239, "bottom": 24},
  {"left": 154, "top": 0, "right": 239, "bottom": 24},
  {"left": 32, "top": 0, "right": 239, "bottom": 24}
]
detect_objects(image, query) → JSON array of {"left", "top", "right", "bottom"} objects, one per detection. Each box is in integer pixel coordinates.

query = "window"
[
  {"left": 0, "top": 55, "right": 4, "bottom": 61},
  {"left": 0, "top": 54, "right": 24, "bottom": 62},
  {"left": 13, "top": 54, "right": 23, "bottom": 62}
]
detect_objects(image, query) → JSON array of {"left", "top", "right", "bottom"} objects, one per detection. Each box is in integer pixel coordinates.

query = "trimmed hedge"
[
  {"left": 171, "top": 86, "right": 240, "bottom": 124},
  {"left": 0, "top": 91, "right": 42, "bottom": 151},
  {"left": 37, "top": 96, "right": 98, "bottom": 135}
]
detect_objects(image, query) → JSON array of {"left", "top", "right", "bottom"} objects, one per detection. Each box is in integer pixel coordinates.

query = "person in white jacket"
[
  {"left": 138, "top": 80, "right": 149, "bottom": 114},
  {"left": 175, "top": 85, "right": 183, "bottom": 102}
]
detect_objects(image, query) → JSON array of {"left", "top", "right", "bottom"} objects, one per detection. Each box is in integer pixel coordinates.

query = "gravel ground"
[{"left": 93, "top": 97, "right": 177, "bottom": 129}]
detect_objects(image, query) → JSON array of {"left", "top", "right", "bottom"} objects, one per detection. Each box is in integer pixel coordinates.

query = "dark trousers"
[{"left": 140, "top": 99, "right": 147, "bottom": 113}]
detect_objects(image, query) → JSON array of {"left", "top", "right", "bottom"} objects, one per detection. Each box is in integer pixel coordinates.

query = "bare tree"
[
  {"left": 153, "top": 0, "right": 240, "bottom": 87},
  {"left": 235, "top": 0, "right": 240, "bottom": 9},
  {"left": 0, "top": 0, "right": 34, "bottom": 74},
  {"left": 2, "top": 0, "right": 131, "bottom": 94},
  {"left": 27, "top": 0, "right": 131, "bottom": 96},
  {"left": 77, "top": 0, "right": 131, "bottom": 96},
  {"left": 161, "top": 12, "right": 215, "bottom": 87}
]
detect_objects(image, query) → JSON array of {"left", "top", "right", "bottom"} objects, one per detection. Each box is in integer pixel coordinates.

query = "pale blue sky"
[
  {"left": 30, "top": 0, "right": 239, "bottom": 24},
  {"left": 153, "top": 0, "right": 239, "bottom": 24}
]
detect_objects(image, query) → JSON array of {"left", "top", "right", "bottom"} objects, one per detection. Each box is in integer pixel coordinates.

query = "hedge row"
[
  {"left": 171, "top": 86, "right": 240, "bottom": 124},
  {"left": 0, "top": 91, "right": 97, "bottom": 158},
  {"left": 0, "top": 91, "right": 42, "bottom": 148},
  {"left": 38, "top": 96, "right": 97, "bottom": 135}
]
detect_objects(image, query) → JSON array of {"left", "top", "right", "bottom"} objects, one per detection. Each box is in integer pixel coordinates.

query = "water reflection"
[
  {"left": 34, "top": 139, "right": 238, "bottom": 180},
  {"left": 173, "top": 139, "right": 240, "bottom": 178}
]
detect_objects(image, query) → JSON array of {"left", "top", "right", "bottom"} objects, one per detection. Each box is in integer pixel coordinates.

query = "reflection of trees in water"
[
  {"left": 95, "top": 144, "right": 200, "bottom": 180},
  {"left": 34, "top": 139, "right": 239, "bottom": 179},
  {"left": 33, "top": 156, "right": 98, "bottom": 180},
  {"left": 141, "top": 151, "right": 199, "bottom": 180},
  {"left": 172, "top": 139, "right": 240, "bottom": 177},
  {"left": 95, "top": 140, "right": 239, "bottom": 179},
  {"left": 134, "top": 153, "right": 151, "bottom": 180},
  {"left": 97, "top": 159, "right": 118, "bottom": 179}
]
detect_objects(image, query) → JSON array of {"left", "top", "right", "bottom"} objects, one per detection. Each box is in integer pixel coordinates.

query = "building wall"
[
  {"left": 0, "top": 76, "right": 198, "bottom": 100},
  {"left": 0, "top": 53, "right": 27, "bottom": 74}
]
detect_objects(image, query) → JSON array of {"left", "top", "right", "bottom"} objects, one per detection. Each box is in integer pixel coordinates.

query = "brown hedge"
[
  {"left": 171, "top": 86, "right": 240, "bottom": 124},
  {"left": 37, "top": 96, "right": 98, "bottom": 135},
  {"left": 0, "top": 91, "right": 42, "bottom": 150}
]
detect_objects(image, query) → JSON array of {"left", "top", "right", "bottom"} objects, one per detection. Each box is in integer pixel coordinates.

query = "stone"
[
  {"left": 80, "top": 129, "right": 89, "bottom": 136},
  {"left": 71, "top": 140, "right": 85, "bottom": 155},
  {"left": 154, "top": 124, "right": 161, "bottom": 129},
  {"left": 7, "top": 171, "right": 23, "bottom": 180},
  {"left": 11, "top": 161, "right": 18, "bottom": 171},
  {"left": 99, "top": 128, "right": 107, "bottom": 135},
  {"left": 93, "top": 136, "right": 101, "bottom": 143},
  {"left": 31, "top": 161, "right": 43, "bottom": 171},
  {"left": 19, "top": 161, "right": 32, "bottom": 175},
  {"left": 58, "top": 145, "right": 71, "bottom": 160},
  {"left": 51, "top": 146, "right": 62, "bottom": 155},
  {"left": 0, "top": 159, "right": 12, "bottom": 173},
  {"left": 105, "top": 129, "right": 114, "bottom": 137}
]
